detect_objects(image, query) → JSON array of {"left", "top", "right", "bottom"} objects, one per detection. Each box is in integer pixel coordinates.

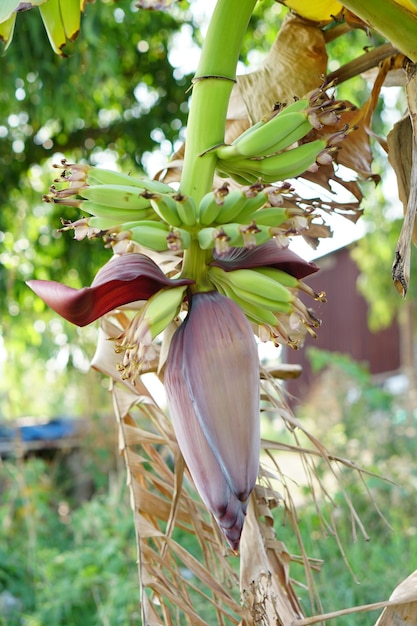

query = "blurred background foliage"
[
  {"left": 2, "top": 349, "right": 417, "bottom": 625},
  {"left": 0, "top": 0, "right": 409, "bottom": 419}
]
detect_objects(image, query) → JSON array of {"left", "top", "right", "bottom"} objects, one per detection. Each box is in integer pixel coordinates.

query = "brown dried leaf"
[
  {"left": 90, "top": 315, "right": 393, "bottom": 624},
  {"left": 229, "top": 13, "right": 328, "bottom": 125},
  {"left": 374, "top": 570, "right": 417, "bottom": 626},
  {"left": 333, "top": 55, "right": 407, "bottom": 180},
  {"left": 240, "top": 493, "right": 304, "bottom": 624},
  {"left": 387, "top": 114, "right": 413, "bottom": 215},
  {"left": 390, "top": 63, "right": 417, "bottom": 296}
]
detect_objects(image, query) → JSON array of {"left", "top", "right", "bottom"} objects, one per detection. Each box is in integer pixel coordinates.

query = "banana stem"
[
  {"left": 341, "top": 0, "right": 417, "bottom": 62},
  {"left": 179, "top": 0, "right": 257, "bottom": 286},
  {"left": 179, "top": 0, "right": 257, "bottom": 202}
]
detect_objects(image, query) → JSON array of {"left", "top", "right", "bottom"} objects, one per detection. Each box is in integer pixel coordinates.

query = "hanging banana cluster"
[
  {"left": 0, "top": 0, "right": 86, "bottom": 55},
  {"left": 46, "top": 121, "right": 338, "bottom": 353},
  {"left": 214, "top": 84, "right": 350, "bottom": 185},
  {"left": 46, "top": 152, "right": 329, "bottom": 349},
  {"left": 47, "top": 156, "right": 317, "bottom": 256},
  {"left": 30, "top": 83, "right": 350, "bottom": 549},
  {"left": 46, "top": 161, "right": 196, "bottom": 252}
]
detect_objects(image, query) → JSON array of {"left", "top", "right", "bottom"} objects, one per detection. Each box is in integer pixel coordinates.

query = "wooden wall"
[{"left": 284, "top": 245, "right": 401, "bottom": 404}]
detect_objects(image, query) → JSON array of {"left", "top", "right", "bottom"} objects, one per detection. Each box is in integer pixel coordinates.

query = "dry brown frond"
[{"left": 90, "top": 313, "right": 396, "bottom": 625}]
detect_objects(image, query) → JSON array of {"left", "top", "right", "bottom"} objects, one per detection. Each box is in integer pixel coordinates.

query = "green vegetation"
[
  {"left": 0, "top": 458, "right": 139, "bottom": 626},
  {"left": 1, "top": 349, "right": 416, "bottom": 625}
]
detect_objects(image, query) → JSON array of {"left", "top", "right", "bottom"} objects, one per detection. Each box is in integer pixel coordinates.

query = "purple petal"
[
  {"left": 165, "top": 321, "right": 246, "bottom": 551},
  {"left": 211, "top": 240, "right": 319, "bottom": 279},
  {"left": 182, "top": 291, "right": 260, "bottom": 502},
  {"left": 27, "top": 253, "right": 193, "bottom": 326}
]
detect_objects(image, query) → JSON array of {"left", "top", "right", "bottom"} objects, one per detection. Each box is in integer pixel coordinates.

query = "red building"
[{"left": 284, "top": 244, "right": 402, "bottom": 404}]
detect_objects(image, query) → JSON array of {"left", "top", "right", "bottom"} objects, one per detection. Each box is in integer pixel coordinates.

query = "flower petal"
[
  {"left": 211, "top": 240, "right": 319, "bottom": 278},
  {"left": 27, "top": 253, "right": 193, "bottom": 326},
  {"left": 165, "top": 320, "right": 246, "bottom": 551},
  {"left": 182, "top": 291, "right": 260, "bottom": 502}
]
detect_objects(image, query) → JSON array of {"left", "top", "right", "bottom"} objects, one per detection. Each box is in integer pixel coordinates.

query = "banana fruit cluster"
[
  {"left": 214, "top": 84, "right": 349, "bottom": 185},
  {"left": 47, "top": 84, "right": 349, "bottom": 257},
  {"left": 208, "top": 264, "right": 325, "bottom": 347},
  {"left": 47, "top": 160, "right": 312, "bottom": 255},
  {"left": 47, "top": 161, "right": 196, "bottom": 252}
]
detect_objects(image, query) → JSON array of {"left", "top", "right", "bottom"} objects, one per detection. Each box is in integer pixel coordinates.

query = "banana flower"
[
  {"left": 165, "top": 291, "right": 260, "bottom": 551},
  {"left": 26, "top": 253, "right": 193, "bottom": 326},
  {"left": 210, "top": 239, "right": 319, "bottom": 278}
]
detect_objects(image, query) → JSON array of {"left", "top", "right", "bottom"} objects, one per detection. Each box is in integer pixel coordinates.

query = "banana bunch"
[
  {"left": 50, "top": 159, "right": 321, "bottom": 255},
  {"left": 208, "top": 265, "right": 322, "bottom": 339},
  {"left": 0, "top": 0, "right": 85, "bottom": 55},
  {"left": 47, "top": 161, "right": 194, "bottom": 252},
  {"left": 214, "top": 86, "right": 348, "bottom": 185}
]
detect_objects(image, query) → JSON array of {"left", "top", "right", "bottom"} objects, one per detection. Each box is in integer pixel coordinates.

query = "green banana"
[
  {"left": 226, "top": 283, "right": 292, "bottom": 315},
  {"left": 223, "top": 268, "right": 293, "bottom": 305},
  {"left": 88, "top": 217, "right": 126, "bottom": 231},
  {"left": 260, "top": 113, "right": 313, "bottom": 155},
  {"left": 144, "top": 285, "right": 187, "bottom": 340},
  {"left": 130, "top": 221, "right": 191, "bottom": 251},
  {"left": 229, "top": 192, "right": 276, "bottom": 224},
  {"left": 208, "top": 273, "right": 278, "bottom": 325},
  {"left": 198, "top": 191, "right": 225, "bottom": 226},
  {"left": 239, "top": 111, "right": 312, "bottom": 158},
  {"left": 209, "top": 267, "right": 293, "bottom": 314},
  {"left": 272, "top": 98, "right": 309, "bottom": 116},
  {"left": 198, "top": 223, "right": 272, "bottom": 251},
  {"left": 216, "top": 164, "right": 254, "bottom": 186},
  {"left": 214, "top": 190, "right": 251, "bottom": 223},
  {"left": 86, "top": 167, "right": 174, "bottom": 193},
  {"left": 79, "top": 184, "right": 153, "bottom": 211},
  {"left": 254, "top": 266, "right": 299, "bottom": 288},
  {"left": 129, "top": 221, "right": 170, "bottom": 251},
  {"left": 77, "top": 200, "right": 152, "bottom": 222},
  {"left": 243, "top": 207, "right": 289, "bottom": 227},
  {"left": 218, "top": 139, "right": 327, "bottom": 185},
  {"left": 174, "top": 193, "right": 197, "bottom": 227},
  {"left": 218, "top": 98, "right": 307, "bottom": 159},
  {"left": 149, "top": 193, "right": 183, "bottom": 227},
  {"left": 216, "top": 108, "right": 312, "bottom": 160}
]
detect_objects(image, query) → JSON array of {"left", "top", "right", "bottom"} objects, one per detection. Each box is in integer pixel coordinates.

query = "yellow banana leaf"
[
  {"left": 282, "top": 0, "right": 343, "bottom": 22},
  {"left": 0, "top": 13, "right": 16, "bottom": 48},
  {"left": 39, "top": 0, "right": 67, "bottom": 55},
  {"left": 281, "top": 0, "right": 417, "bottom": 22}
]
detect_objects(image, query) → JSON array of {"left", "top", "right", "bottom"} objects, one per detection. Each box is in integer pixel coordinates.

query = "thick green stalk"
[
  {"left": 341, "top": 0, "right": 417, "bottom": 61},
  {"left": 180, "top": 0, "right": 257, "bottom": 288},
  {"left": 180, "top": 0, "right": 257, "bottom": 202}
]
